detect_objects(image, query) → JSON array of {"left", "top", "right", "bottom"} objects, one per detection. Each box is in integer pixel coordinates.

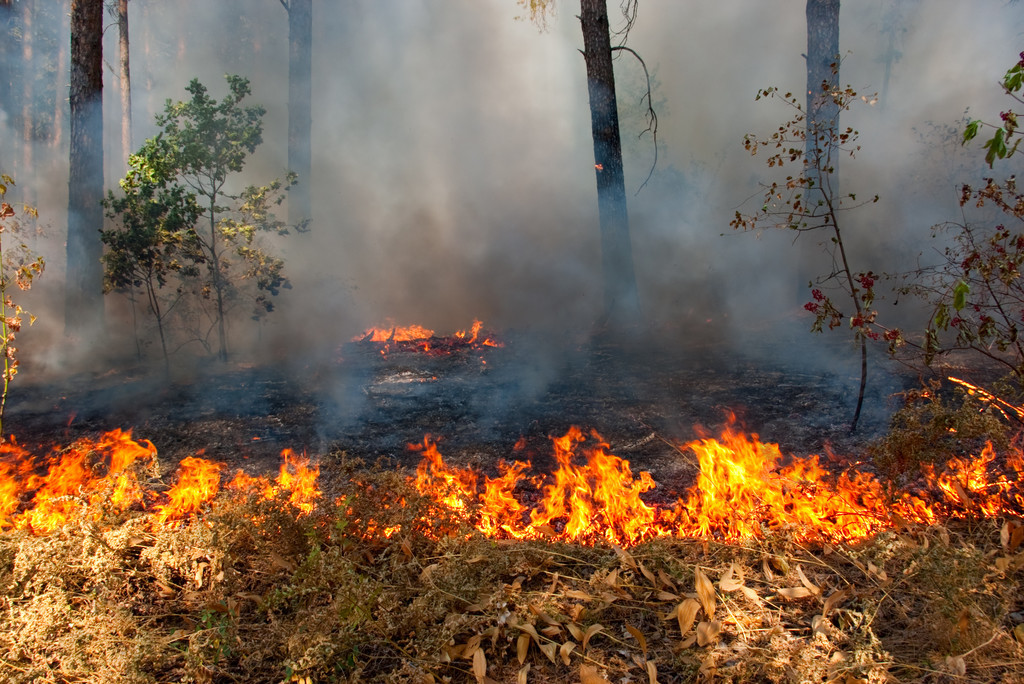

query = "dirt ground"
[{"left": 6, "top": 325, "right": 923, "bottom": 498}]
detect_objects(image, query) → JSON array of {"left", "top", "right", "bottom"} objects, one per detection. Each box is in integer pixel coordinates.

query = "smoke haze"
[{"left": 4, "top": 0, "right": 1023, "bottom": 376}]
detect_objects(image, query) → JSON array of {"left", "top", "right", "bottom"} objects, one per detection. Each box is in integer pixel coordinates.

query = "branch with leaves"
[
  {"left": 731, "top": 83, "right": 882, "bottom": 432},
  {"left": 0, "top": 175, "right": 44, "bottom": 441}
]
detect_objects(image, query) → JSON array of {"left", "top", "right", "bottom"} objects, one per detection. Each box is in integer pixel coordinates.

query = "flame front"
[
  {"left": 410, "top": 425, "right": 1024, "bottom": 544},
  {"left": 2, "top": 422, "right": 1021, "bottom": 544}
]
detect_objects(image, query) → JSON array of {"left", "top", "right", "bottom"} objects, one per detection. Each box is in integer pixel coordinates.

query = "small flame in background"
[
  {"left": 0, "top": 423, "right": 1021, "bottom": 543},
  {"left": 352, "top": 319, "right": 503, "bottom": 356}
]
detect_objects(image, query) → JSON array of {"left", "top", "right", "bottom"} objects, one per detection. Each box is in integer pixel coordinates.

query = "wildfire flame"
[
  {"left": 352, "top": 319, "right": 503, "bottom": 356},
  {"left": 0, "top": 432, "right": 320, "bottom": 533},
  {"left": 1, "top": 421, "right": 1021, "bottom": 544},
  {"left": 412, "top": 423, "right": 1024, "bottom": 545}
]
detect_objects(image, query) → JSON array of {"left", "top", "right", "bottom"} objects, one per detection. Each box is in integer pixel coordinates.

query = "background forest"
[{"left": 0, "top": 0, "right": 1020, "bottom": 374}]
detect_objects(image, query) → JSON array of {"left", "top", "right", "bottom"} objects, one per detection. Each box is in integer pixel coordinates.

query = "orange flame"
[
  {"left": 0, "top": 432, "right": 321, "bottom": 532},
  {"left": 409, "top": 424, "right": 1023, "bottom": 545},
  {"left": 0, "top": 429, "right": 156, "bottom": 534}
]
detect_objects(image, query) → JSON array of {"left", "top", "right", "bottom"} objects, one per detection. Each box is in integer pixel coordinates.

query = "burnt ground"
[{"left": 5, "top": 326, "right": 924, "bottom": 496}]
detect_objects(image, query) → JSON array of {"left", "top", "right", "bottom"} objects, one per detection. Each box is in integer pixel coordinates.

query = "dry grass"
[{"left": 0, "top": 456, "right": 1022, "bottom": 684}]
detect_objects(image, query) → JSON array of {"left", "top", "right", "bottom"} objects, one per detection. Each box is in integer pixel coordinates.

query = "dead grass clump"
[{"left": 869, "top": 384, "right": 1013, "bottom": 483}]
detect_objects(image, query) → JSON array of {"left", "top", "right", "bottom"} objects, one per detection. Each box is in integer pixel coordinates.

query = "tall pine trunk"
[
  {"left": 805, "top": 0, "right": 840, "bottom": 206},
  {"left": 286, "top": 0, "right": 312, "bottom": 229},
  {"left": 66, "top": 0, "right": 105, "bottom": 339},
  {"left": 118, "top": 0, "right": 132, "bottom": 171},
  {"left": 20, "top": 0, "right": 34, "bottom": 205},
  {"left": 579, "top": 0, "right": 639, "bottom": 333},
  {"left": 796, "top": 0, "right": 840, "bottom": 300}
]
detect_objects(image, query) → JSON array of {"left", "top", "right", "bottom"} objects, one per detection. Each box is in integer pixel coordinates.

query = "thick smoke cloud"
[{"left": 9, "top": 0, "right": 1024, "bottom": 376}]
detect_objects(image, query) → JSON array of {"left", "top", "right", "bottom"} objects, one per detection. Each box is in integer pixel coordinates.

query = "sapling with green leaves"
[
  {"left": 0, "top": 175, "right": 44, "bottom": 441},
  {"left": 730, "top": 82, "right": 882, "bottom": 432},
  {"left": 102, "top": 137, "right": 202, "bottom": 370},
  {"left": 104, "top": 75, "right": 299, "bottom": 362},
  {"left": 894, "top": 53, "right": 1024, "bottom": 389}
]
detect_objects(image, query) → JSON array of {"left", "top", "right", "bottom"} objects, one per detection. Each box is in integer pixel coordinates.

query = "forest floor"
[{"left": 1, "top": 326, "right": 1023, "bottom": 683}]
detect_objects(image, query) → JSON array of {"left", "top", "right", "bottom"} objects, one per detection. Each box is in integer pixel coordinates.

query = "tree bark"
[
  {"left": 118, "top": 0, "right": 132, "bottom": 170},
  {"left": 66, "top": 0, "right": 105, "bottom": 339},
  {"left": 20, "top": 0, "right": 34, "bottom": 204},
  {"left": 286, "top": 0, "right": 313, "bottom": 229},
  {"left": 579, "top": 0, "right": 640, "bottom": 332},
  {"left": 805, "top": 0, "right": 840, "bottom": 197}
]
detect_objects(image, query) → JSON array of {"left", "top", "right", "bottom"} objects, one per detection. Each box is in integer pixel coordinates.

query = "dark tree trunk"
[
  {"left": 579, "top": 0, "right": 640, "bottom": 332},
  {"left": 286, "top": 0, "right": 313, "bottom": 229},
  {"left": 805, "top": 0, "right": 840, "bottom": 198},
  {"left": 66, "top": 0, "right": 105, "bottom": 339},
  {"left": 20, "top": 0, "right": 34, "bottom": 203},
  {"left": 118, "top": 0, "right": 132, "bottom": 171},
  {"left": 796, "top": 0, "right": 840, "bottom": 299}
]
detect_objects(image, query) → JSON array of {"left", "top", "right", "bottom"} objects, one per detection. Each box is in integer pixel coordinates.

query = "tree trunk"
[
  {"left": 797, "top": 0, "right": 840, "bottom": 299},
  {"left": 286, "top": 0, "right": 313, "bottom": 229},
  {"left": 805, "top": 0, "right": 840, "bottom": 199},
  {"left": 579, "top": 0, "right": 640, "bottom": 332},
  {"left": 66, "top": 0, "right": 105, "bottom": 340},
  {"left": 20, "top": 0, "right": 34, "bottom": 205},
  {"left": 118, "top": 0, "right": 132, "bottom": 170}
]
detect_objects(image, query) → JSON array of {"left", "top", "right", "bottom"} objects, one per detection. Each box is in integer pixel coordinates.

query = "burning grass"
[{"left": 0, "top": 424, "right": 1023, "bottom": 682}]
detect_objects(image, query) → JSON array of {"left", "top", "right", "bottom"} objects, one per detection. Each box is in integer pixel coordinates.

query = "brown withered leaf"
[
  {"left": 567, "top": 622, "right": 585, "bottom": 642},
  {"left": 269, "top": 551, "right": 297, "bottom": 573},
  {"left": 464, "top": 634, "right": 482, "bottom": 656},
  {"left": 530, "top": 603, "right": 561, "bottom": 626},
  {"left": 811, "top": 614, "right": 828, "bottom": 636},
  {"left": 640, "top": 563, "right": 658, "bottom": 587},
  {"left": 1013, "top": 623, "right": 1024, "bottom": 643},
  {"left": 696, "top": 620, "right": 722, "bottom": 647},
  {"left": 796, "top": 565, "right": 821, "bottom": 596},
  {"left": 656, "top": 591, "right": 680, "bottom": 602},
  {"left": 420, "top": 563, "right": 439, "bottom": 583},
  {"left": 625, "top": 624, "right": 647, "bottom": 656},
  {"left": 822, "top": 588, "right": 849, "bottom": 616},
  {"left": 719, "top": 563, "right": 744, "bottom": 592},
  {"left": 646, "top": 660, "right": 658, "bottom": 684},
  {"left": 516, "top": 622, "right": 541, "bottom": 645},
  {"left": 540, "top": 625, "right": 562, "bottom": 638},
  {"left": 777, "top": 586, "right": 815, "bottom": 600},
  {"left": 694, "top": 568, "right": 716, "bottom": 620},
  {"left": 676, "top": 598, "right": 701, "bottom": 637},
  {"left": 538, "top": 641, "right": 557, "bottom": 664},
  {"left": 583, "top": 623, "right": 604, "bottom": 652},
  {"left": 472, "top": 647, "right": 486, "bottom": 682},
  {"left": 559, "top": 641, "right": 576, "bottom": 666},
  {"left": 154, "top": 578, "right": 176, "bottom": 598},
  {"left": 517, "top": 663, "right": 530, "bottom": 684},
  {"left": 614, "top": 545, "right": 637, "bottom": 570},
  {"left": 580, "top": 664, "right": 612, "bottom": 684},
  {"left": 564, "top": 589, "right": 594, "bottom": 601},
  {"left": 517, "top": 633, "right": 530, "bottom": 664},
  {"left": 658, "top": 569, "right": 678, "bottom": 592}
]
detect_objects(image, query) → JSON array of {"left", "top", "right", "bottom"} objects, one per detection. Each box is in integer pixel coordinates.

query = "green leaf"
[
  {"left": 963, "top": 119, "right": 981, "bottom": 144},
  {"left": 983, "top": 128, "right": 1007, "bottom": 167},
  {"left": 953, "top": 280, "right": 970, "bottom": 311}
]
